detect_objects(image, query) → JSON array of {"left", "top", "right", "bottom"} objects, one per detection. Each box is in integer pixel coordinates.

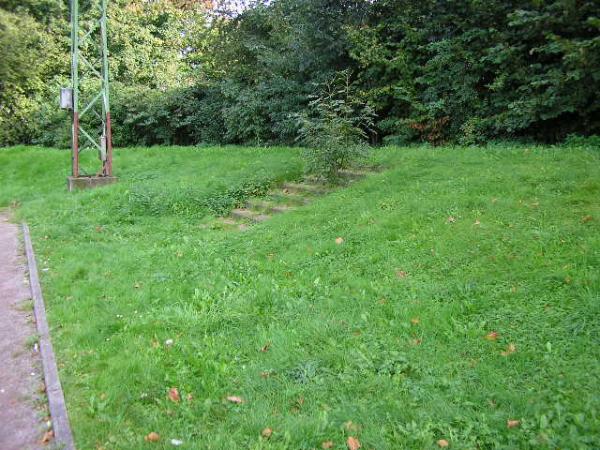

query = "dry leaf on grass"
[
  {"left": 447, "top": 216, "right": 456, "bottom": 223},
  {"left": 227, "top": 395, "right": 244, "bottom": 404},
  {"left": 501, "top": 343, "right": 517, "bottom": 356},
  {"left": 396, "top": 270, "right": 408, "bottom": 279},
  {"left": 335, "top": 237, "right": 344, "bottom": 245},
  {"left": 260, "top": 343, "right": 271, "bottom": 353},
  {"left": 437, "top": 439, "right": 449, "bottom": 448},
  {"left": 145, "top": 432, "right": 160, "bottom": 442},
  {"left": 322, "top": 441, "right": 334, "bottom": 449},
  {"left": 410, "top": 317, "right": 420, "bottom": 325},
  {"left": 507, "top": 419, "right": 521, "bottom": 428},
  {"left": 347, "top": 436, "right": 361, "bottom": 450},
  {"left": 168, "top": 388, "right": 180, "bottom": 403},
  {"left": 485, "top": 331, "right": 499, "bottom": 341},
  {"left": 582, "top": 215, "right": 593, "bottom": 223},
  {"left": 261, "top": 428, "right": 273, "bottom": 438}
]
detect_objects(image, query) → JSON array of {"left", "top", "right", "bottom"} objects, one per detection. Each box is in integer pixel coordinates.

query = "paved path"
[{"left": 0, "top": 212, "right": 43, "bottom": 450}]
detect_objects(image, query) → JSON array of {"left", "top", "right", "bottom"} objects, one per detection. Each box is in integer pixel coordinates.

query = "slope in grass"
[{"left": 0, "top": 144, "right": 599, "bottom": 449}]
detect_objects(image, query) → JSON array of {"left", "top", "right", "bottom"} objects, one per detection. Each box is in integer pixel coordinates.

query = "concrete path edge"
[{"left": 22, "top": 224, "right": 76, "bottom": 450}]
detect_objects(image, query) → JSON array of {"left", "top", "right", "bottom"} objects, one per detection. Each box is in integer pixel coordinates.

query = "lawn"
[{"left": 0, "top": 144, "right": 599, "bottom": 449}]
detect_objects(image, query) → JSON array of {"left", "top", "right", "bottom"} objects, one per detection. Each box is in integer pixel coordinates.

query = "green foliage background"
[{"left": 1, "top": 0, "right": 599, "bottom": 147}]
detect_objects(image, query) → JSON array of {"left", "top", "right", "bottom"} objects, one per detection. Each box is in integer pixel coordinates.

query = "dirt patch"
[{"left": 0, "top": 212, "right": 45, "bottom": 450}]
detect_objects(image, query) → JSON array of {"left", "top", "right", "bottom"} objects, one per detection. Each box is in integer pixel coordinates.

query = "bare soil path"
[{"left": 0, "top": 212, "right": 44, "bottom": 450}]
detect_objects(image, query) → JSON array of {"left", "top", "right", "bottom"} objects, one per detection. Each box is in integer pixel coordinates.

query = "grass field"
[{"left": 1, "top": 144, "right": 599, "bottom": 449}]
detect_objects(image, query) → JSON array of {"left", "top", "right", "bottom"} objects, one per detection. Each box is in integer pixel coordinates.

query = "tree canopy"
[{"left": 1, "top": 0, "right": 598, "bottom": 147}]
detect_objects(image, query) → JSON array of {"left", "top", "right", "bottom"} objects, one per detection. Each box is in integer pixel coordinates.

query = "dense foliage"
[{"left": 1, "top": 0, "right": 599, "bottom": 147}]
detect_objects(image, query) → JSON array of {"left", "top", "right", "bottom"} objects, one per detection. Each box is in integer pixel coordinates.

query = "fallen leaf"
[
  {"left": 261, "top": 428, "right": 273, "bottom": 438},
  {"left": 396, "top": 270, "right": 408, "bottom": 279},
  {"left": 322, "top": 441, "right": 334, "bottom": 449},
  {"left": 344, "top": 420, "right": 359, "bottom": 432},
  {"left": 347, "top": 436, "right": 361, "bottom": 450},
  {"left": 95, "top": 226, "right": 103, "bottom": 233},
  {"left": 335, "top": 237, "right": 344, "bottom": 245},
  {"left": 41, "top": 430, "right": 54, "bottom": 444},
  {"left": 411, "top": 338, "right": 422, "bottom": 345},
  {"left": 507, "top": 419, "right": 521, "bottom": 429},
  {"left": 227, "top": 395, "right": 244, "bottom": 404},
  {"left": 447, "top": 216, "right": 456, "bottom": 223},
  {"left": 437, "top": 439, "right": 449, "bottom": 448},
  {"left": 582, "top": 215, "right": 593, "bottom": 223},
  {"left": 260, "top": 343, "right": 271, "bottom": 353},
  {"left": 168, "top": 388, "right": 180, "bottom": 403},
  {"left": 260, "top": 371, "right": 271, "bottom": 379},
  {"left": 410, "top": 317, "right": 420, "bottom": 325},
  {"left": 501, "top": 343, "right": 517, "bottom": 356},
  {"left": 485, "top": 331, "right": 499, "bottom": 341},
  {"left": 145, "top": 432, "right": 160, "bottom": 442}
]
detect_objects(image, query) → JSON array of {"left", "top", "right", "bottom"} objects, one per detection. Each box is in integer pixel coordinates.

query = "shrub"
[{"left": 297, "top": 71, "right": 374, "bottom": 182}]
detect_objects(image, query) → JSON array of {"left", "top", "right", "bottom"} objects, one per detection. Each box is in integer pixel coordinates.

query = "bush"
[{"left": 297, "top": 71, "right": 374, "bottom": 182}]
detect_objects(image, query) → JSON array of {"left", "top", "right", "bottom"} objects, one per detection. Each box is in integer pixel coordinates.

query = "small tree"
[{"left": 297, "top": 71, "right": 375, "bottom": 183}]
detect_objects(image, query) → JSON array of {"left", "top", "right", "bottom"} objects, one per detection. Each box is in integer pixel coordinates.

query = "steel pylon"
[{"left": 69, "top": 0, "right": 113, "bottom": 178}]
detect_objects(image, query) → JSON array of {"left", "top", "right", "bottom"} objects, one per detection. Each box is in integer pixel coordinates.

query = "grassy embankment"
[{"left": 0, "top": 144, "right": 598, "bottom": 449}]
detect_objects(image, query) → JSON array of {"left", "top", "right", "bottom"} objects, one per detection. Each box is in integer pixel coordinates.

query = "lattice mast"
[{"left": 68, "top": 0, "right": 113, "bottom": 178}]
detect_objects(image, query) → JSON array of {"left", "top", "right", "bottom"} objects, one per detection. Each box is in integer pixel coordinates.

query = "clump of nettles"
[{"left": 297, "top": 71, "right": 374, "bottom": 183}]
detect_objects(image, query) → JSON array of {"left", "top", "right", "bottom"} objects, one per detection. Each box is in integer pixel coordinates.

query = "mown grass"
[{"left": 1, "top": 144, "right": 599, "bottom": 449}]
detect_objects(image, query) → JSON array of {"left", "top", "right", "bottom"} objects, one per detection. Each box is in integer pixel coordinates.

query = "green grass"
[{"left": 1, "top": 144, "right": 599, "bottom": 449}]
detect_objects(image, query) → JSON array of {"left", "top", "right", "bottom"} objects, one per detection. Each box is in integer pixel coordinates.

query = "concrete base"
[{"left": 67, "top": 176, "right": 118, "bottom": 191}]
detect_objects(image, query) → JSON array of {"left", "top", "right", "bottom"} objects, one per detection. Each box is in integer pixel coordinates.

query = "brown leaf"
[
  {"left": 447, "top": 216, "right": 456, "bottom": 223},
  {"left": 501, "top": 343, "right": 517, "bottom": 356},
  {"left": 41, "top": 430, "right": 54, "bottom": 445},
  {"left": 411, "top": 338, "right": 422, "bottom": 346},
  {"left": 485, "top": 331, "right": 499, "bottom": 341},
  {"left": 437, "top": 439, "right": 449, "bottom": 448},
  {"left": 335, "top": 237, "right": 344, "bottom": 245},
  {"left": 145, "top": 432, "right": 160, "bottom": 442},
  {"left": 322, "top": 441, "right": 334, "bottom": 449},
  {"left": 261, "top": 428, "right": 273, "bottom": 439},
  {"left": 582, "top": 215, "right": 593, "bottom": 223},
  {"left": 344, "top": 421, "right": 359, "bottom": 432},
  {"left": 410, "top": 317, "right": 420, "bottom": 325},
  {"left": 227, "top": 395, "right": 244, "bottom": 404},
  {"left": 168, "top": 388, "right": 180, "bottom": 403},
  {"left": 347, "top": 436, "right": 361, "bottom": 450},
  {"left": 507, "top": 419, "right": 521, "bottom": 429},
  {"left": 260, "top": 343, "right": 271, "bottom": 353},
  {"left": 260, "top": 371, "right": 271, "bottom": 379},
  {"left": 396, "top": 270, "right": 408, "bottom": 279}
]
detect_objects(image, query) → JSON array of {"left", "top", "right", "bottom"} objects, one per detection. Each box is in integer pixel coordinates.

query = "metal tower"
[{"left": 63, "top": 0, "right": 115, "bottom": 186}]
